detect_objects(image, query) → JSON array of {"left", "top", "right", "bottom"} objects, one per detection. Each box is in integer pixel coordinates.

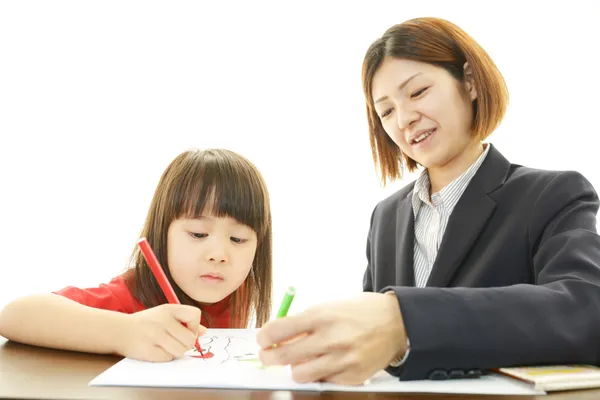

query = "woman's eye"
[
  {"left": 380, "top": 108, "right": 392, "bottom": 118},
  {"left": 411, "top": 87, "right": 428, "bottom": 98},
  {"left": 189, "top": 232, "right": 207, "bottom": 239},
  {"left": 231, "top": 237, "right": 246, "bottom": 244}
]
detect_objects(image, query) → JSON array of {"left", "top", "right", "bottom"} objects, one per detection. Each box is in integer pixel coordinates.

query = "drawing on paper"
[
  {"left": 189, "top": 349, "right": 215, "bottom": 359},
  {"left": 185, "top": 334, "right": 261, "bottom": 365}
]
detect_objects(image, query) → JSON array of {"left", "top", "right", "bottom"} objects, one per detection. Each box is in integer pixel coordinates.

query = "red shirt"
[{"left": 53, "top": 275, "right": 232, "bottom": 328}]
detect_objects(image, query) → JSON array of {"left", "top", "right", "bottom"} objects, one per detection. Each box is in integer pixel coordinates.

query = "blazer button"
[
  {"left": 448, "top": 370, "right": 465, "bottom": 379},
  {"left": 429, "top": 370, "right": 448, "bottom": 380},
  {"left": 466, "top": 369, "right": 483, "bottom": 378}
]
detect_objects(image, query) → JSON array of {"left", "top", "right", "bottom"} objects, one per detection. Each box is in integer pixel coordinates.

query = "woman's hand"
[{"left": 257, "top": 292, "right": 408, "bottom": 385}]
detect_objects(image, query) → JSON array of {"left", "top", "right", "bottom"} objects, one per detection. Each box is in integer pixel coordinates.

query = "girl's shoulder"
[{"left": 52, "top": 271, "right": 145, "bottom": 314}]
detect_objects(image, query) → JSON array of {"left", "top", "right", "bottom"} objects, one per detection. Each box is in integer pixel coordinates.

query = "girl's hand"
[{"left": 118, "top": 304, "right": 205, "bottom": 362}]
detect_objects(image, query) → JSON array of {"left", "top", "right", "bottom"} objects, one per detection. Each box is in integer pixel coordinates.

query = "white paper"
[{"left": 89, "top": 329, "right": 545, "bottom": 395}]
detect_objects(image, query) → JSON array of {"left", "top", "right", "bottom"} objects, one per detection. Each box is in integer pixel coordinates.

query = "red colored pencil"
[{"left": 137, "top": 237, "right": 204, "bottom": 356}]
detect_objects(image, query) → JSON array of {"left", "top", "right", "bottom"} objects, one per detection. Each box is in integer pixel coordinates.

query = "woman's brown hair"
[
  {"left": 123, "top": 148, "right": 272, "bottom": 328},
  {"left": 362, "top": 17, "right": 509, "bottom": 185}
]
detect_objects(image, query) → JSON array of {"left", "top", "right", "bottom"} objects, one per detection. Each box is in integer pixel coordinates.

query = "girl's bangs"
[{"left": 171, "top": 154, "right": 268, "bottom": 237}]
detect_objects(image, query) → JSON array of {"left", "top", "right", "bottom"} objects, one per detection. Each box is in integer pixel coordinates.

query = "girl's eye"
[
  {"left": 411, "top": 87, "right": 428, "bottom": 98},
  {"left": 189, "top": 232, "right": 247, "bottom": 243}
]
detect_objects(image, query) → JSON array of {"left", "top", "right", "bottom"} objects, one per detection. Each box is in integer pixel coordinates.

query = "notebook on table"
[{"left": 496, "top": 365, "right": 600, "bottom": 392}]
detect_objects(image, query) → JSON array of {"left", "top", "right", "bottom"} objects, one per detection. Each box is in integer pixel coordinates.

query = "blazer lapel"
[
  {"left": 425, "top": 144, "right": 510, "bottom": 287},
  {"left": 425, "top": 186, "right": 496, "bottom": 287},
  {"left": 396, "top": 194, "right": 416, "bottom": 287}
]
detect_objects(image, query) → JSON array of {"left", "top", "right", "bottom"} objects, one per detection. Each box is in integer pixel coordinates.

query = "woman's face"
[{"left": 371, "top": 57, "right": 478, "bottom": 174}]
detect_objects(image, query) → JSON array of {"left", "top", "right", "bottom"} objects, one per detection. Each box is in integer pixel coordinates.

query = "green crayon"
[{"left": 276, "top": 286, "right": 296, "bottom": 318}]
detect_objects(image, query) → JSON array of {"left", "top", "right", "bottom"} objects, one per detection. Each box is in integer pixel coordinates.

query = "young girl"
[{"left": 0, "top": 148, "right": 272, "bottom": 363}]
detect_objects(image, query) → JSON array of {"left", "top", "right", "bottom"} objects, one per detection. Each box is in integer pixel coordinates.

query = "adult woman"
[{"left": 257, "top": 17, "right": 600, "bottom": 384}]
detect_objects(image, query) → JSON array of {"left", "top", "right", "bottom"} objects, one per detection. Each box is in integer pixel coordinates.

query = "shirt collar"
[{"left": 412, "top": 144, "right": 491, "bottom": 215}]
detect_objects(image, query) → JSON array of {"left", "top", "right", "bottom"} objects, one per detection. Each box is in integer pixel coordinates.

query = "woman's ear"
[{"left": 463, "top": 62, "right": 478, "bottom": 101}]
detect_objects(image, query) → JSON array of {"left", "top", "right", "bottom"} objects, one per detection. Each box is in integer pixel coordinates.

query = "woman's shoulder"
[
  {"left": 371, "top": 181, "right": 416, "bottom": 218},
  {"left": 506, "top": 163, "right": 597, "bottom": 196}
]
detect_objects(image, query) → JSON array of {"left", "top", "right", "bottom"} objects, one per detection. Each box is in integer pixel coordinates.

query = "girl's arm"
[{"left": 0, "top": 293, "right": 127, "bottom": 354}]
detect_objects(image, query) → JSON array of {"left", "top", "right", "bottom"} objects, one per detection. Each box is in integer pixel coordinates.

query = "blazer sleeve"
[
  {"left": 382, "top": 171, "right": 600, "bottom": 380},
  {"left": 363, "top": 206, "right": 376, "bottom": 293}
]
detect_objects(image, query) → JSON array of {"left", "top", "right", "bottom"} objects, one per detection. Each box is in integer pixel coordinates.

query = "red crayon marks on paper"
[{"left": 190, "top": 351, "right": 214, "bottom": 359}]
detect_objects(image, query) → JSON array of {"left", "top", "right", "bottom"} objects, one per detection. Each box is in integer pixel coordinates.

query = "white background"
[{"left": 1, "top": 1, "right": 599, "bottom": 320}]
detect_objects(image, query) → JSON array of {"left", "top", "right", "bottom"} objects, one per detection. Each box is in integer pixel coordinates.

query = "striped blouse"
[{"left": 411, "top": 144, "right": 491, "bottom": 287}]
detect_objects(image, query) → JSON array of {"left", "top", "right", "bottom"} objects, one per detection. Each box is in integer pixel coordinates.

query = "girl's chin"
[{"left": 193, "top": 292, "right": 231, "bottom": 306}]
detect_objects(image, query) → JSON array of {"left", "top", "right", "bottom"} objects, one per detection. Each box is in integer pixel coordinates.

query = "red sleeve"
[{"left": 52, "top": 275, "right": 145, "bottom": 314}]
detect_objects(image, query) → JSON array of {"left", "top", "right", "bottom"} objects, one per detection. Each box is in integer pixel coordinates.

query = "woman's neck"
[{"left": 428, "top": 142, "right": 486, "bottom": 194}]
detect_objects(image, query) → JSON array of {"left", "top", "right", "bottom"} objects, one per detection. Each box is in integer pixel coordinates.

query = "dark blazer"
[{"left": 363, "top": 144, "right": 600, "bottom": 381}]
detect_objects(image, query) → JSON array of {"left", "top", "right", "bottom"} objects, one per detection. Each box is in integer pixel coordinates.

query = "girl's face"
[
  {"left": 371, "top": 57, "right": 479, "bottom": 176},
  {"left": 166, "top": 211, "right": 257, "bottom": 304}
]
